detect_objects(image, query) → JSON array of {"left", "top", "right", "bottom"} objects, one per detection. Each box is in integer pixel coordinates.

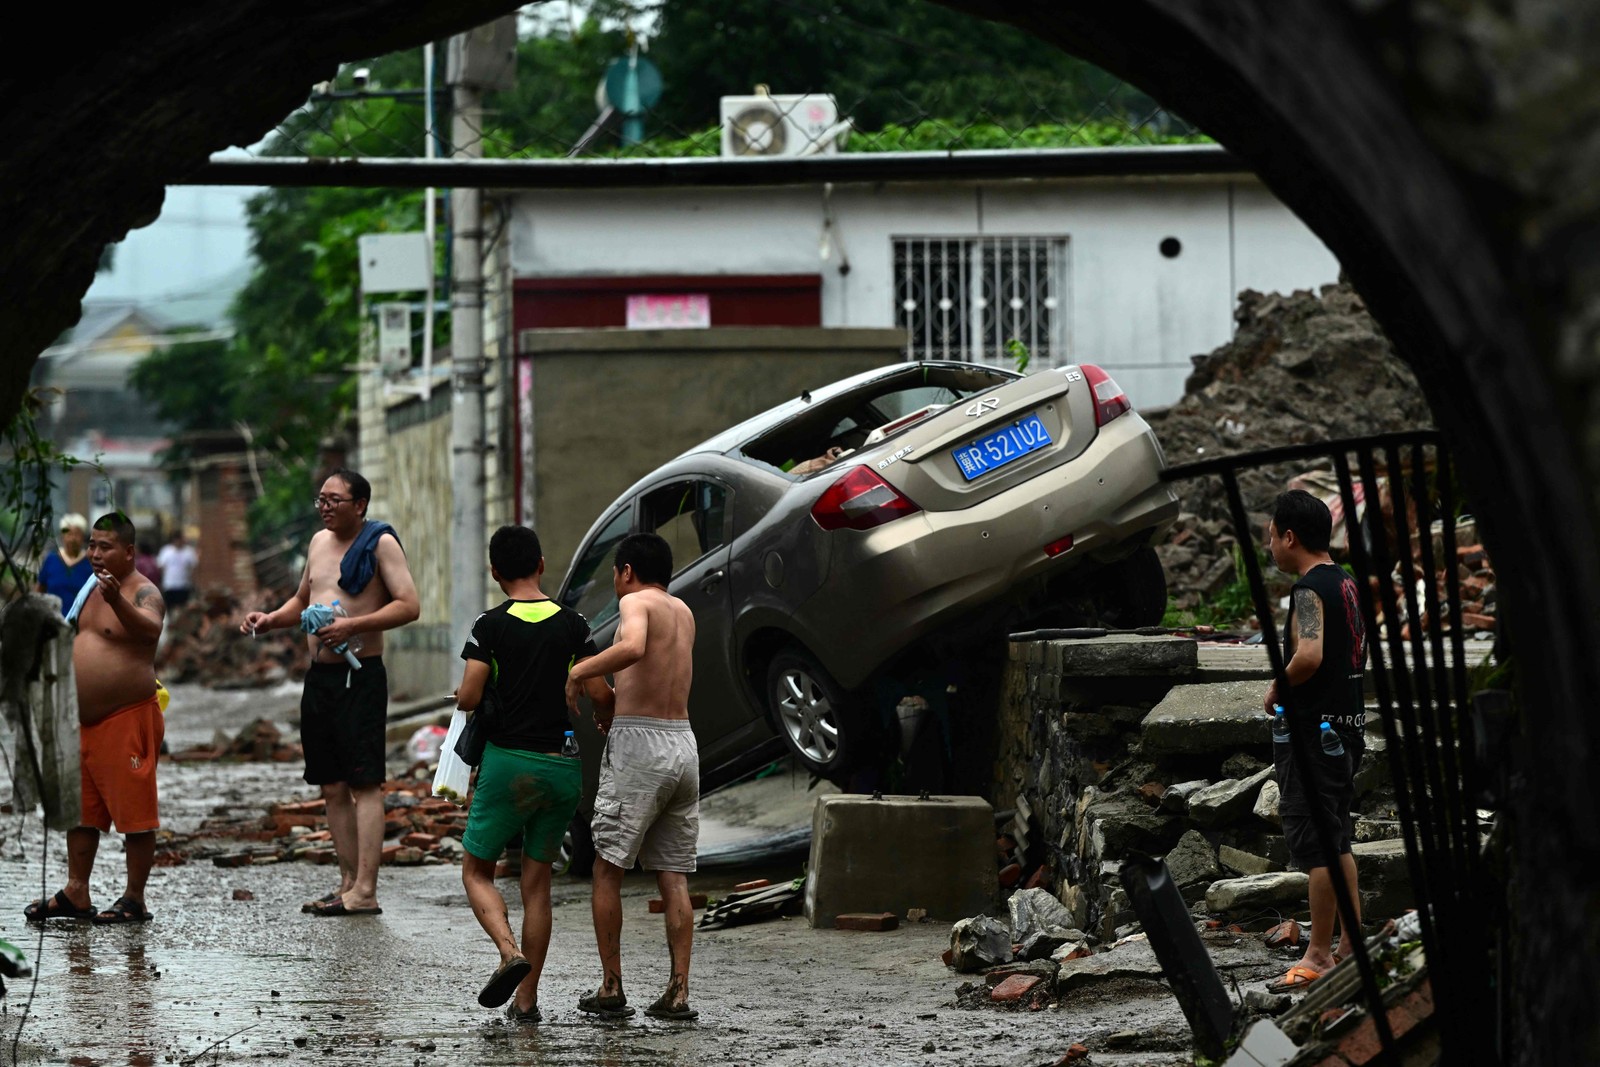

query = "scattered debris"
[{"left": 156, "top": 591, "right": 307, "bottom": 687}]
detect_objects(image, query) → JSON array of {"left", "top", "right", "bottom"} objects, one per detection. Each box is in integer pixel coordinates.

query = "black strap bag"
[{"left": 454, "top": 682, "right": 500, "bottom": 767}]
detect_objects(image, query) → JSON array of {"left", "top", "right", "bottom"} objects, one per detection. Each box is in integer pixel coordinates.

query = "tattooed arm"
[
  {"left": 94, "top": 572, "right": 166, "bottom": 645},
  {"left": 1284, "top": 586, "right": 1325, "bottom": 686}
]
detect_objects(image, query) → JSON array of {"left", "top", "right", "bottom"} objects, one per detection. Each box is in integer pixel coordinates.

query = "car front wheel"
[{"left": 766, "top": 648, "right": 856, "bottom": 779}]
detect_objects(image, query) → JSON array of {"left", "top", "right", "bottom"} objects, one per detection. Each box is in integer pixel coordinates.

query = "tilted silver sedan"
[{"left": 558, "top": 360, "right": 1179, "bottom": 787}]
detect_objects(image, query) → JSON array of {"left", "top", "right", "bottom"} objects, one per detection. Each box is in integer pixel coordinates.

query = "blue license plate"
[{"left": 952, "top": 413, "right": 1053, "bottom": 481}]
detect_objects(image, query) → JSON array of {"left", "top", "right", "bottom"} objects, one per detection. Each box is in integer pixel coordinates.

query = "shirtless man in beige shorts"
[
  {"left": 25, "top": 512, "right": 166, "bottom": 925},
  {"left": 565, "top": 532, "right": 699, "bottom": 1021},
  {"left": 243, "top": 469, "right": 419, "bottom": 916}
]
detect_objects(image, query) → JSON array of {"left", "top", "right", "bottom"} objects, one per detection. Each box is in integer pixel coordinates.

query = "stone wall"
[{"left": 995, "top": 636, "right": 1404, "bottom": 942}]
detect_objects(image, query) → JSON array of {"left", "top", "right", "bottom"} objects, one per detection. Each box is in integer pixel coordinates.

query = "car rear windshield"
[{"left": 740, "top": 364, "right": 1014, "bottom": 476}]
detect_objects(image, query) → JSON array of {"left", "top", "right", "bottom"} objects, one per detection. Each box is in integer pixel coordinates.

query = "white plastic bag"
[{"left": 431, "top": 709, "right": 472, "bottom": 803}]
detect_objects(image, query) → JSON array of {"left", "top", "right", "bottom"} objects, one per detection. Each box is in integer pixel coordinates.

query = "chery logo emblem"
[{"left": 965, "top": 397, "right": 1000, "bottom": 417}]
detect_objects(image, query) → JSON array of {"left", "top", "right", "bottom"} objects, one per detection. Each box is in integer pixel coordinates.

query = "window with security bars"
[{"left": 893, "top": 237, "right": 1068, "bottom": 367}]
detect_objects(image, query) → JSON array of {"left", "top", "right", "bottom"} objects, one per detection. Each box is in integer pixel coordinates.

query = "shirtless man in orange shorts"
[{"left": 25, "top": 511, "right": 166, "bottom": 925}]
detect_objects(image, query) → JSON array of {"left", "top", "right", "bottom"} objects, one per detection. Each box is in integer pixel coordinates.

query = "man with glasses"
[{"left": 242, "top": 469, "right": 419, "bottom": 916}]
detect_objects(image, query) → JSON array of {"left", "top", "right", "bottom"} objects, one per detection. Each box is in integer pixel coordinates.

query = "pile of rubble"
[
  {"left": 172, "top": 778, "right": 472, "bottom": 869},
  {"left": 157, "top": 589, "right": 307, "bottom": 688},
  {"left": 168, "top": 717, "right": 301, "bottom": 764},
  {"left": 1147, "top": 284, "right": 1437, "bottom": 621}
]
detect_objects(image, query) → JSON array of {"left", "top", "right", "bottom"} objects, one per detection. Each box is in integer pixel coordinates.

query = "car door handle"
[{"left": 700, "top": 569, "right": 726, "bottom": 593}]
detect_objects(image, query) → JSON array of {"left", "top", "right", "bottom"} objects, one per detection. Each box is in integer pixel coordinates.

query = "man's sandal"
[
  {"left": 1266, "top": 964, "right": 1322, "bottom": 993},
  {"left": 92, "top": 895, "right": 152, "bottom": 925},
  {"left": 24, "top": 890, "right": 95, "bottom": 924}
]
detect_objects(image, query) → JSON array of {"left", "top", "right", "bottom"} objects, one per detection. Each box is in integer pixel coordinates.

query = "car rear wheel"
[
  {"left": 552, "top": 814, "right": 595, "bottom": 878},
  {"left": 1089, "top": 544, "right": 1168, "bottom": 628},
  {"left": 767, "top": 648, "right": 856, "bottom": 778}
]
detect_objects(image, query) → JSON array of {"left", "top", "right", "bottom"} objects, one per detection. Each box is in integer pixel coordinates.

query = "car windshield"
[{"left": 740, "top": 364, "right": 1011, "bottom": 474}]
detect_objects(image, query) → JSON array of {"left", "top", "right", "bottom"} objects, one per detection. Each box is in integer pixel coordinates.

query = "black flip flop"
[
  {"left": 24, "top": 890, "right": 95, "bottom": 924},
  {"left": 92, "top": 895, "right": 152, "bottom": 925},
  {"left": 578, "top": 990, "right": 636, "bottom": 1018},
  {"left": 478, "top": 955, "right": 532, "bottom": 1008},
  {"left": 645, "top": 994, "right": 698, "bottom": 1021},
  {"left": 311, "top": 900, "right": 382, "bottom": 917},
  {"left": 301, "top": 892, "right": 342, "bottom": 914}
]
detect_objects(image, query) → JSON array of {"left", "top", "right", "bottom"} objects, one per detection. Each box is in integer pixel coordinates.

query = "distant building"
[{"left": 32, "top": 302, "right": 179, "bottom": 538}]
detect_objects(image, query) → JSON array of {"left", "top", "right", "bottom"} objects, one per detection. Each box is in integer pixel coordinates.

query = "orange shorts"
[{"left": 80, "top": 694, "right": 163, "bottom": 834}]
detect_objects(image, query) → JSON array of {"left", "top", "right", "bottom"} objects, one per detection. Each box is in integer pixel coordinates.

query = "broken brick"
[
  {"left": 232, "top": 889, "right": 254, "bottom": 901},
  {"left": 1137, "top": 781, "right": 1167, "bottom": 804},
  {"left": 400, "top": 832, "right": 439, "bottom": 849},
  {"left": 835, "top": 912, "right": 898, "bottom": 932},
  {"left": 733, "top": 879, "right": 771, "bottom": 892},
  {"left": 269, "top": 799, "right": 326, "bottom": 816},
  {"left": 998, "top": 863, "right": 1023, "bottom": 888},
  {"left": 1265, "top": 919, "right": 1302, "bottom": 948},
  {"left": 941, "top": 948, "right": 954, "bottom": 967},
  {"left": 990, "top": 974, "right": 1043, "bottom": 1002},
  {"left": 305, "top": 848, "right": 338, "bottom": 865},
  {"left": 1052, "top": 1045, "right": 1089, "bottom": 1065}
]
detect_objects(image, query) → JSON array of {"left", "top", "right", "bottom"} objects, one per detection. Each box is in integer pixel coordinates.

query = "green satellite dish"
[{"left": 604, "top": 54, "right": 663, "bottom": 116}]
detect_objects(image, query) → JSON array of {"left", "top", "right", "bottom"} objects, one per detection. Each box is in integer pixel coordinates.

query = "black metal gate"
[{"left": 1163, "top": 429, "right": 1503, "bottom": 1064}]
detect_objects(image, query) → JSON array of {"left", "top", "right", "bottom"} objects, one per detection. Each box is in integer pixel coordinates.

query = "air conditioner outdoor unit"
[{"left": 719, "top": 93, "right": 841, "bottom": 158}]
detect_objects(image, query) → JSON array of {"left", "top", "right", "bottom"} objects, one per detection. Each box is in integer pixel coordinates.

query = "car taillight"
[
  {"left": 1081, "top": 364, "right": 1131, "bottom": 426},
  {"left": 810, "top": 466, "right": 922, "bottom": 532}
]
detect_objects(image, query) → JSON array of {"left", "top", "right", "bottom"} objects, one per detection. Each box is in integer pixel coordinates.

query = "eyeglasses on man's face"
[{"left": 313, "top": 495, "right": 352, "bottom": 510}]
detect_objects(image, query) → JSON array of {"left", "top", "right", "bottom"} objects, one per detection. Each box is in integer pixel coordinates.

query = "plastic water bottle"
[
  {"left": 330, "top": 599, "right": 363, "bottom": 655},
  {"left": 1319, "top": 721, "right": 1346, "bottom": 757},
  {"left": 561, "top": 730, "right": 579, "bottom": 758},
  {"left": 1272, "top": 705, "right": 1290, "bottom": 746}
]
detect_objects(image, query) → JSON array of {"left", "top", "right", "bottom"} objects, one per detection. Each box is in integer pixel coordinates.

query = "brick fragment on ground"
[
  {"left": 1053, "top": 1045, "right": 1089, "bottom": 1065},
  {"left": 733, "top": 878, "right": 770, "bottom": 892},
  {"left": 835, "top": 912, "right": 898, "bottom": 932},
  {"left": 231, "top": 888, "right": 254, "bottom": 901},
  {"left": 1265, "top": 919, "right": 1302, "bottom": 947},
  {"left": 400, "top": 832, "right": 439, "bottom": 849},
  {"left": 998, "top": 862, "right": 1023, "bottom": 887},
  {"left": 989, "top": 974, "right": 1043, "bottom": 1002}
]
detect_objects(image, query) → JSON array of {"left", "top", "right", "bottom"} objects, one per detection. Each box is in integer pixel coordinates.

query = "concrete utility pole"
[
  {"left": 445, "top": 18, "right": 513, "bottom": 646},
  {"left": 447, "top": 36, "right": 486, "bottom": 649}
]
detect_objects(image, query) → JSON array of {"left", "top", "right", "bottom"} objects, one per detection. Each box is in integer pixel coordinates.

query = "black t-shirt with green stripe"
[{"left": 461, "top": 598, "right": 598, "bottom": 754}]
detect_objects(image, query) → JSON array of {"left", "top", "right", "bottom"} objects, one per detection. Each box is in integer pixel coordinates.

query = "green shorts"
[{"left": 461, "top": 743, "right": 582, "bottom": 864}]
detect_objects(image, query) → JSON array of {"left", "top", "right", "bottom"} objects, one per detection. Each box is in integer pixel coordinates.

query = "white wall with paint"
[{"left": 509, "top": 172, "right": 1338, "bottom": 408}]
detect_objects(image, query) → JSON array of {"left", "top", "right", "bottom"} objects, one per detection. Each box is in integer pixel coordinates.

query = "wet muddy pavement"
[{"left": 0, "top": 685, "right": 1211, "bottom": 1067}]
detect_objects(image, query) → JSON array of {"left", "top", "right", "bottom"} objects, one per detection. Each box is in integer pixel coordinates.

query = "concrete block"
[
  {"left": 1140, "top": 680, "right": 1275, "bottom": 760},
  {"left": 1187, "top": 767, "right": 1274, "bottom": 828},
  {"left": 1219, "top": 844, "right": 1281, "bottom": 876},
  {"left": 804, "top": 794, "right": 997, "bottom": 928},
  {"left": 835, "top": 912, "right": 899, "bottom": 931},
  {"left": 1050, "top": 634, "right": 1198, "bottom": 677}
]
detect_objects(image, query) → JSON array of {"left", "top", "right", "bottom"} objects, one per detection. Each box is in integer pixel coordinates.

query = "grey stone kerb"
[
  {"left": 1011, "top": 634, "right": 1198, "bottom": 677},
  {"left": 1139, "top": 679, "right": 1271, "bottom": 760}
]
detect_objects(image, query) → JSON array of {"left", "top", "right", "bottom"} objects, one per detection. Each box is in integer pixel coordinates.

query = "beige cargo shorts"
[{"left": 591, "top": 716, "right": 700, "bottom": 873}]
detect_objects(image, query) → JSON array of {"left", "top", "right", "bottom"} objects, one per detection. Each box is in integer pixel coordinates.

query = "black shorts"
[
  {"left": 300, "top": 657, "right": 388, "bottom": 788},
  {"left": 1276, "top": 730, "right": 1364, "bottom": 871}
]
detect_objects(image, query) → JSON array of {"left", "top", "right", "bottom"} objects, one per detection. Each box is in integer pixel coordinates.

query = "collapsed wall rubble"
[
  {"left": 990, "top": 636, "right": 1412, "bottom": 948},
  {"left": 1146, "top": 284, "right": 1443, "bottom": 621}
]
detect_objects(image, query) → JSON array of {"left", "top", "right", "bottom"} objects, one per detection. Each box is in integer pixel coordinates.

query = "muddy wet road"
[{"left": 0, "top": 684, "right": 1212, "bottom": 1067}]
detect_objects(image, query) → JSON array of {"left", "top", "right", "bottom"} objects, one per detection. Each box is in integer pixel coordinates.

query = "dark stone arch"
[
  {"left": 1, "top": 1, "right": 1595, "bottom": 1058},
  {"left": 929, "top": 2, "right": 1599, "bottom": 1058}
]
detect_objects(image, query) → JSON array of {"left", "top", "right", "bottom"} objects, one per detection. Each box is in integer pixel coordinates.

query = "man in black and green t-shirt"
[{"left": 455, "top": 525, "right": 614, "bottom": 1022}]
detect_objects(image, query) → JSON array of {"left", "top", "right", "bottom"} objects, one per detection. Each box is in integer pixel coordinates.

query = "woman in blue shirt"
[{"left": 35, "top": 513, "right": 92, "bottom": 610}]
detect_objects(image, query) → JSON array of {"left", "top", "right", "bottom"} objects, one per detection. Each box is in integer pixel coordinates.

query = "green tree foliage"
[
  {"left": 0, "top": 390, "right": 94, "bottom": 596},
  {"left": 644, "top": 0, "right": 1178, "bottom": 140},
  {"left": 134, "top": 72, "right": 425, "bottom": 535}
]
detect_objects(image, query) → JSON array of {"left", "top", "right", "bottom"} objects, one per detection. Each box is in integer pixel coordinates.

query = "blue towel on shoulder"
[{"left": 338, "top": 521, "right": 402, "bottom": 596}]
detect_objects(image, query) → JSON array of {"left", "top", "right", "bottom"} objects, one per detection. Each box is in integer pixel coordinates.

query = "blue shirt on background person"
[{"left": 35, "top": 513, "right": 92, "bottom": 609}]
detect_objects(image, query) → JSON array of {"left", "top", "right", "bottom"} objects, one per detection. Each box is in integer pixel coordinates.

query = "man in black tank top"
[{"left": 1262, "top": 490, "right": 1368, "bottom": 990}]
